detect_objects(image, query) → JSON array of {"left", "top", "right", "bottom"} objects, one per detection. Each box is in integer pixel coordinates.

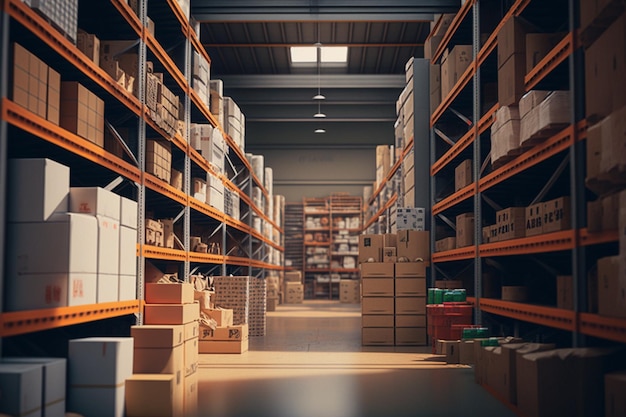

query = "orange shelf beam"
[
  {"left": 479, "top": 124, "right": 574, "bottom": 193},
  {"left": 165, "top": 0, "right": 191, "bottom": 38},
  {"left": 189, "top": 88, "right": 219, "bottom": 128},
  {"left": 433, "top": 183, "right": 475, "bottom": 215},
  {"left": 188, "top": 252, "right": 224, "bottom": 264},
  {"left": 431, "top": 129, "right": 475, "bottom": 175},
  {"left": 479, "top": 298, "right": 576, "bottom": 332},
  {"left": 479, "top": 230, "right": 575, "bottom": 257},
  {"left": 478, "top": 104, "right": 498, "bottom": 135},
  {"left": 579, "top": 313, "right": 626, "bottom": 344},
  {"left": 579, "top": 228, "right": 619, "bottom": 246},
  {"left": 144, "top": 172, "right": 188, "bottom": 206},
  {"left": 145, "top": 33, "right": 188, "bottom": 95},
  {"left": 189, "top": 196, "right": 224, "bottom": 222},
  {"left": 143, "top": 245, "right": 187, "bottom": 261},
  {"left": 525, "top": 32, "right": 573, "bottom": 91},
  {"left": 0, "top": 300, "right": 141, "bottom": 337},
  {"left": 432, "top": 246, "right": 476, "bottom": 262},
  {"left": 364, "top": 193, "right": 398, "bottom": 230},
  {"left": 6, "top": 0, "right": 142, "bottom": 116},
  {"left": 3, "top": 99, "right": 141, "bottom": 183},
  {"left": 431, "top": 61, "right": 475, "bottom": 126},
  {"left": 304, "top": 242, "right": 331, "bottom": 246}
]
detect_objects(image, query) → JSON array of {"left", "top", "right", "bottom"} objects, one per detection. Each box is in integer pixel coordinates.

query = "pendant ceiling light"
[{"left": 313, "top": 27, "right": 326, "bottom": 131}]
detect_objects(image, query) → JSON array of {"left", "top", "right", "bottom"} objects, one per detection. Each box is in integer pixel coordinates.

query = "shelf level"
[
  {"left": 479, "top": 230, "right": 574, "bottom": 257},
  {"left": 1, "top": 300, "right": 141, "bottom": 337},
  {"left": 143, "top": 245, "right": 187, "bottom": 261},
  {"left": 144, "top": 172, "right": 188, "bottom": 206},
  {"left": 431, "top": 129, "right": 475, "bottom": 175},
  {"left": 525, "top": 32, "right": 574, "bottom": 91},
  {"left": 579, "top": 313, "right": 626, "bottom": 344},
  {"left": 432, "top": 246, "right": 476, "bottom": 262},
  {"left": 479, "top": 298, "right": 576, "bottom": 332},
  {"left": 433, "top": 183, "right": 475, "bottom": 215},
  {"left": 431, "top": 0, "right": 475, "bottom": 64}
]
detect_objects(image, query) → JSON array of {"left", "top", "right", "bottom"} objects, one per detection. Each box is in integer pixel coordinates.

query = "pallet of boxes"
[
  {"left": 266, "top": 273, "right": 280, "bottom": 311},
  {"left": 283, "top": 271, "right": 304, "bottom": 304},
  {"left": 359, "top": 223, "right": 429, "bottom": 346},
  {"left": 125, "top": 281, "right": 200, "bottom": 417}
]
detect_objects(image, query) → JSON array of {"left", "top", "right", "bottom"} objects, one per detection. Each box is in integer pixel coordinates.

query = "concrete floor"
[{"left": 197, "top": 300, "right": 517, "bottom": 417}]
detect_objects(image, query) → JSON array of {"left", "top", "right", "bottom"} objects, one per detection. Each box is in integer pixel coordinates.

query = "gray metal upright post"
[
  {"left": 472, "top": 1, "right": 483, "bottom": 325},
  {"left": 0, "top": 10, "right": 10, "bottom": 355}
]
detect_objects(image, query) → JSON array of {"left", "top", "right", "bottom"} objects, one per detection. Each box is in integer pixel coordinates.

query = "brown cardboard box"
[
  {"left": 556, "top": 275, "right": 574, "bottom": 310},
  {"left": 359, "top": 234, "right": 384, "bottom": 263},
  {"left": 198, "top": 324, "right": 247, "bottom": 341},
  {"left": 445, "top": 340, "right": 461, "bottom": 364},
  {"left": 496, "top": 207, "right": 526, "bottom": 241},
  {"left": 394, "top": 262, "right": 426, "bottom": 277},
  {"left": 395, "top": 327, "right": 427, "bottom": 346},
  {"left": 362, "top": 327, "right": 394, "bottom": 346},
  {"left": 497, "top": 16, "right": 532, "bottom": 68},
  {"left": 605, "top": 371, "right": 626, "bottom": 417},
  {"left": 170, "top": 169, "right": 183, "bottom": 191},
  {"left": 525, "top": 202, "right": 544, "bottom": 237},
  {"left": 498, "top": 53, "right": 526, "bottom": 106},
  {"left": 131, "top": 324, "right": 185, "bottom": 348},
  {"left": 600, "top": 106, "right": 626, "bottom": 179},
  {"left": 202, "top": 308, "right": 233, "bottom": 327},
  {"left": 435, "top": 237, "right": 456, "bottom": 252},
  {"left": 602, "top": 193, "right": 620, "bottom": 231},
  {"left": 183, "top": 371, "right": 198, "bottom": 417},
  {"left": 585, "top": 14, "right": 626, "bottom": 122},
  {"left": 455, "top": 159, "right": 472, "bottom": 191},
  {"left": 361, "top": 278, "right": 394, "bottom": 297},
  {"left": 482, "top": 226, "right": 491, "bottom": 243},
  {"left": 46, "top": 66, "right": 60, "bottom": 125},
  {"left": 430, "top": 63, "right": 441, "bottom": 114},
  {"left": 198, "top": 338, "right": 249, "bottom": 354},
  {"left": 543, "top": 196, "right": 571, "bottom": 233},
  {"left": 395, "top": 314, "right": 426, "bottom": 328},
  {"left": 360, "top": 262, "right": 394, "bottom": 277},
  {"left": 125, "top": 374, "right": 184, "bottom": 417},
  {"left": 144, "top": 302, "right": 200, "bottom": 325},
  {"left": 526, "top": 32, "right": 565, "bottom": 73},
  {"left": 77, "top": 30, "right": 100, "bottom": 65},
  {"left": 284, "top": 282, "right": 304, "bottom": 304},
  {"left": 598, "top": 256, "right": 626, "bottom": 318},
  {"left": 434, "top": 279, "right": 463, "bottom": 289},
  {"left": 456, "top": 213, "right": 475, "bottom": 248},
  {"left": 361, "top": 297, "right": 394, "bottom": 315},
  {"left": 396, "top": 230, "right": 430, "bottom": 262},
  {"left": 395, "top": 297, "right": 426, "bottom": 315},
  {"left": 502, "top": 286, "right": 528, "bottom": 302},
  {"left": 133, "top": 342, "right": 184, "bottom": 375},
  {"left": 395, "top": 278, "right": 426, "bottom": 297},
  {"left": 146, "top": 283, "right": 194, "bottom": 304},
  {"left": 383, "top": 246, "right": 397, "bottom": 263},
  {"left": 432, "top": 13, "right": 456, "bottom": 37},
  {"left": 441, "top": 45, "right": 472, "bottom": 98},
  {"left": 60, "top": 81, "right": 105, "bottom": 146},
  {"left": 383, "top": 233, "right": 397, "bottom": 248},
  {"left": 424, "top": 34, "right": 444, "bottom": 60},
  {"left": 459, "top": 340, "right": 475, "bottom": 364},
  {"left": 362, "top": 314, "right": 394, "bottom": 327}
]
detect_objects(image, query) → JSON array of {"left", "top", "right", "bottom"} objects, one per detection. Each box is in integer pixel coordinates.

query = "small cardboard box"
[
  {"left": 395, "top": 314, "right": 426, "bottom": 328},
  {"left": 198, "top": 338, "right": 249, "bottom": 354},
  {"left": 362, "top": 327, "right": 394, "bottom": 346},
  {"left": 131, "top": 325, "right": 185, "bottom": 348},
  {"left": 456, "top": 213, "right": 475, "bottom": 248},
  {"left": 146, "top": 283, "right": 194, "bottom": 304},
  {"left": 397, "top": 230, "right": 430, "bottom": 262},
  {"left": 395, "top": 278, "right": 426, "bottom": 297},
  {"left": 502, "top": 286, "right": 528, "bottom": 302},
  {"left": 125, "top": 374, "right": 184, "bottom": 417},
  {"left": 525, "top": 203, "right": 544, "bottom": 237},
  {"left": 383, "top": 246, "right": 397, "bottom": 263},
  {"left": 361, "top": 297, "right": 394, "bottom": 315},
  {"left": 144, "top": 302, "right": 200, "bottom": 325},
  {"left": 598, "top": 256, "right": 626, "bottom": 318},
  {"left": 133, "top": 343, "right": 184, "bottom": 376},
  {"left": 435, "top": 237, "right": 456, "bottom": 252},
  {"left": 359, "top": 234, "right": 384, "bottom": 263},
  {"left": 362, "top": 314, "right": 394, "bottom": 327},
  {"left": 543, "top": 196, "right": 571, "bottom": 233},
  {"left": 497, "top": 16, "right": 532, "bottom": 67},
  {"left": 361, "top": 278, "right": 394, "bottom": 297},
  {"left": 556, "top": 275, "right": 574, "bottom": 310},
  {"left": 395, "top": 327, "right": 427, "bottom": 346},
  {"left": 394, "top": 262, "right": 426, "bottom": 277},
  {"left": 395, "top": 297, "right": 426, "bottom": 315},
  {"left": 445, "top": 340, "right": 461, "bottom": 364},
  {"left": 360, "top": 262, "right": 394, "bottom": 277},
  {"left": 69, "top": 186, "right": 121, "bottom": 220},
  {"left": 455, "top": 159, "right": 472, "bottom": 191},
  {"left": 496, "top": 207, "right": 526, "bottom": 241}
]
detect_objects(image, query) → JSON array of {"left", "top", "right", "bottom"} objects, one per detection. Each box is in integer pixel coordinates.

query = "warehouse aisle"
[{"left": 197, "top": 300, "right": 516, "bottom": 417}]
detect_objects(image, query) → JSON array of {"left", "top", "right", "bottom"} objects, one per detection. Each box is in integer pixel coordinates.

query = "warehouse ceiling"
[{"left": 191, "top": 0, "right": 461, "bottom": 150}]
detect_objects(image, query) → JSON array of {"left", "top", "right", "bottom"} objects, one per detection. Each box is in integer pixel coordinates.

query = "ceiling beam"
[{"left": 217, "top": 74, "right": 405, "bottom": 89}]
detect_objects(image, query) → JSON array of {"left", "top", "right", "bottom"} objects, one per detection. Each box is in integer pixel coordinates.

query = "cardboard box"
[
  {"left": 69, "top": 186, "right": 121, "bottom": 220},
  {"left": 543, "top": 196, "right": 571, "bottom": 233},
  {"left": 519, "top": 90, "right": 552, "bottom": 120},
  {"left": 395, "top": 314, "right": 426, "bottom": 328},
  {"left": 526, "top": 32, "right": 565, "bottom": 73},
  {"left": 396, "top": 230, "right": 430, "bottom": 262},
  {"left": 605, "top": 371, "right": 626, "bottom": 417},
  {"left": 395, "top": 297, "right": 426, "bottom": 315},
  {"left": 430, "top": 63, "right": 441, "bottom": 114},
  {"left": 361, "top": 278, "right": 394, "bottom": 297},
  {"left": 502, "top": 286, "right": 528, "bottom": 302},
  {"left": 459, "top": 340, "right": 475, "bottom": 364},
  {"left": 359, "top": 234, "right": 384, "bottom": 263},
  {"left": 498, "top": 53, "right": 526, "bottom": 106},
  {"left": 599, "top": 106, "right": 626, "bottom": 179},
  {"left": 455, "top": 159, "right": 472, "bottom": 191},
  {"left": 362, "top": 327, "right": 394, "bottom": 346},
  {"left": 47, "top": 66, "right": 60, "bottom": 125},
  {"left": 198, "top": 338, "right": 249, "bottom": 354},
  {"left": 496, "top": 207, "right": 526, "bottom": 241},
  {"left": 445, "top": 340, "right": 461, "bottom": 364},
  {"left": 435, "top": 237, "right": 456, "bottom": 252},
  {"left": 424, "top": 35, "right": 444, "bottom": 61},
  {"left": 383, "top": 246, "right": 397, "bottom": 263},
  {"left": 125, "top": 374, "right": 184, "bottom": 417},
  {"left": 68, "top": 337, "right": 133, "bottom": 417},
  {"left": 556, "top": 275, "right": 574, "bottom": 310},
  {"left": 361, "top": 297, "right": 394, "bottom": 315},
  {"left": 119, "top": 225, "right": 137, "bottom": 279},
  {"left": 395, "top": 207, "right": 426, "bottom": 231},
  {"left": 525, "top": 202, "right": 544, "bottom": 237},
  {"left": 183, "top": 371, "right": 198, "bottom": 417},
  {"left": 0, "top": 363, "right": 43, "bottom": 417},
  {"left": 395, "top": 262, "right": 426, "bottom": 277},
  {"left": 360, "top": 262, "right": 394, "bottom": 277},
  {"left": 184, "top": 338, "right": 199, "bottom": 377},
  {"left": 131, "top": 325, "right": 185, "bottom": 348},
  {"left": 456, "top": 213, "right": 475, "bottom": 248},
  {"left": 7, "top": 158, "right": 69, "bottom": 222},
  {"left": 497, "top": 16, "right": 532, "bottom": 68},
  {"left": 395, "top": 278, "right": 426, "bottom": 297},
  {"left": 199, "top": 324, "right": 247, "bottom": 341},
  {"left": 60, "top": 81, "right": 105, "bottom": 147},
  {"left": 395, "top": 327, "right": 427, "bottom": 346},
  {"left": 96, "top": 215, "right": 120, "bottom": 303},
  {"left": 133, "top": 342, "right": 184, "bottom": 376},
  {"left": 441, "top": 45, "right": 472, "bottom": 98},
  {"left": 598, "top": 256, "right": 626, "bottom": 318},
  {"left": 146, "top": 283, "right": 194, "bottom": 304},
  {"left": 77, "top": 30, "right": 100, "bottom": 65},
  {"left": 144, "top": 303, "right": 200, "bottom": 325},
  {"left": 362, "top": 315, "right": 394, "bottom": 327}
]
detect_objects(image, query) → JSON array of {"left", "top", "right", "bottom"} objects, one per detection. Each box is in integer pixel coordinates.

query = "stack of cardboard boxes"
[
  {"left": 224, "top": 97, "right": 245, "bottom": 150},
  {"left": 191, "top": 50, "right": 211, "bottom": 108},
  {"left": 126, "top": 283, "right": 199, "bottom": 417},
  {"left": 6, "top": 158, "right": 138, "bottom": 310},
  {"left": 339, "top": 279, "right": 361, "bottom": 304},
  {"left": 145, "top": 139, "right": 172, "bottom": 183},
  {"left": 283, "top": 271, "right": 304, "bottom": 304},
  {"left": 212, "top": 275, "right": 267, "bottom": 338},
  {"left": 360, "top": 230, "right": 429, "bottom": 346},
  {"left": 209, "top": 80, "right": 225, "bottom": 128},
  {"left": 266, "top": 274, "right": 281, "bottom": 310}
]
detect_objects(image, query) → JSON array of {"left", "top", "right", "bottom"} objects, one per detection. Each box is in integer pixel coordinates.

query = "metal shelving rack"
[
  {"left": 429, "top": 0, "right": 625, "bottom": 347},
  {"left": 0, "top": 0, "right": 282, "bottom": 348}
]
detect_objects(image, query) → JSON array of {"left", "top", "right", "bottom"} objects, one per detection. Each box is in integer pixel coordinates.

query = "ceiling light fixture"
[{"left": 314, "top": 128, "right": 326, "bottom": 134}]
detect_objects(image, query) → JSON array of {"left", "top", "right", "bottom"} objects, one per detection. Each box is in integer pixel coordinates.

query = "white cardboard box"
[
  {"left": 120, "top": 196, "right": 138, "bottom": 229},
  {"left": 96, "top": 215, "right": 120, "bottom": 276},
  {"left": 97, "top": 273, "right": 119, "bottom": 303},
  {"left": 119, "top": 225, "right": 137, "bottom": 276},
  {"left": 7, "top": 158, "right": 69, "bottom": 222},
  {"left": 7, "top": 212, "right": 98, "bottom": 274},
  {"left": 118, "top": 274, "right": 137, "bottom": 301},
  {"left": 68, "top": 386, "right": 125, "bottom": 417},
  {"left": 68, "top": 337, "right": 133, "bottom": 386},
  {"left": 69, "top": 187, "right": 121, "bottom": 220},
  {"left": 5, "top": 272, "right": 97, "bottom": 311},
  {"left": 2, "top": 357, "right": 66, "bottom": 417},
  {"left": 0, "top": 363, "right": 43, "bottom": 417}
]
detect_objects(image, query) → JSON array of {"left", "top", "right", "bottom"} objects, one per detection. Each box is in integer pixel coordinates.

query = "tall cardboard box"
[
  {"left": 125, "top": 374, "right": 184, "bottom": 417},
  {"left": 441, "top": 45, "right": 472, "bottom": 98},
  {"left": 455, "top": 159, "right": 472, "bottom": 191},
  {"left": 456, "top": 213, "right": 474, "bottom": 248},
  {"left": 359, "top": 234, "right": 384, "bottom": 263},
  {"left": 396, "top": 230, "right": 430, "bottom": 262},
  {"left": 556, "top": 275, "right": 573, "bottom": 310}
]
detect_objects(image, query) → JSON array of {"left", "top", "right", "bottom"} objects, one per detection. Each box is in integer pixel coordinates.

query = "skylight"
[{"left": 290, "top": 46, "right": 348, "bottom": 64}]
